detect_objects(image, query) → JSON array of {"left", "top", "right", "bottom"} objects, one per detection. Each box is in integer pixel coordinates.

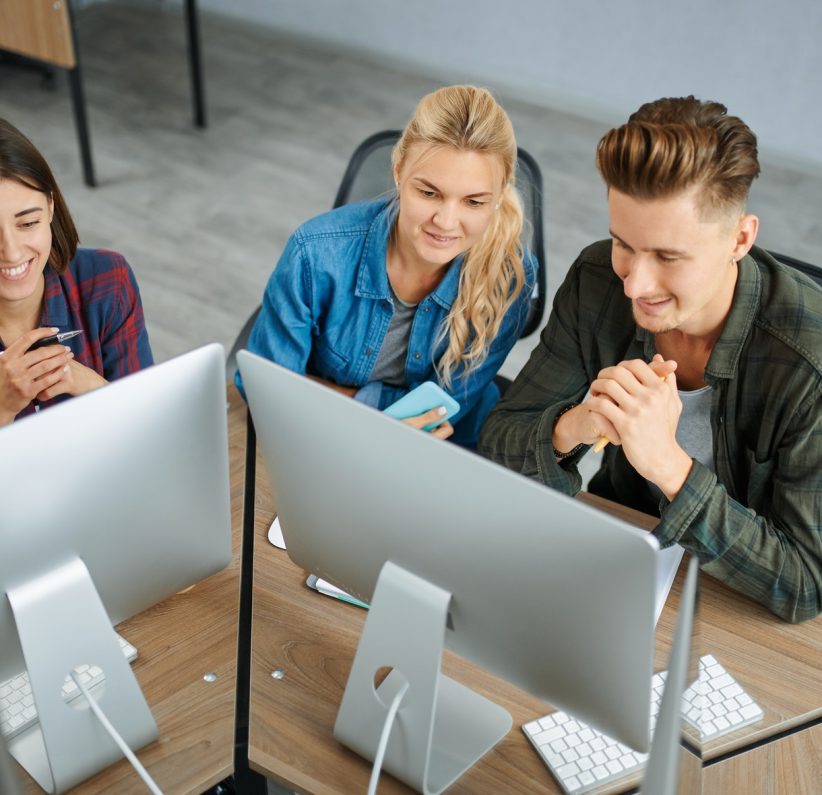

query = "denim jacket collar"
[
  {"left": 634, "top": 252, "right": 761, "bottom": 381},
  {"left": 354, "top": 198, "right": 463, "bottom": 311}
]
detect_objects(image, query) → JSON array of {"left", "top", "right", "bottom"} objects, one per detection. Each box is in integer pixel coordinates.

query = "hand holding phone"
[{"left": 383, "top": 382, "right": 460, "bottom": 431}]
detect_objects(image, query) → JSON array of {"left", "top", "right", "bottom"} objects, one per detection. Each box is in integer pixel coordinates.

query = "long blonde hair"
[{"left": 391, "top": 86, "right": 527, "bottom": 388}]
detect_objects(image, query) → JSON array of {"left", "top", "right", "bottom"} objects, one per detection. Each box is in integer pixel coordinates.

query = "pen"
[{"left": 27, "top": 329, "right": 84, "bottom": 352}]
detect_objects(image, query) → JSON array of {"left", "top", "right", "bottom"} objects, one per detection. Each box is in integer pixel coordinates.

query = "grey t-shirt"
[
  {"left": 648, "top": 384, "right": 714, "bottom": 499},
  {"left": 369, "top": 288, "right": 418, "bottom": 387}
]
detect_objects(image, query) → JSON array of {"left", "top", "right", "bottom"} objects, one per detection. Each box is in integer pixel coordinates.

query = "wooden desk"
[
  {"left": 579, "top": 493, "right": 822, "bottom": 766},
  {"left": 18, "top": 386, "right": 245, "bottom": 795},
  {"left": 0, "top": 1, "right": 75, "bottom": 68},
  {"left": 247, "top": 451, "right": 822, "bottom": 793},
  {"left": 704, "top": 723, "right": 822, "bottom": 793},
  {"left": 0, "top": 0, "right": 206, "bottom": 187}
]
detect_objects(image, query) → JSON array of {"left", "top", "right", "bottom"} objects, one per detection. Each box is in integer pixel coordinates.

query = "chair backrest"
[
  {"left": 332, "top": 129, "right": 547, "bottom": 337},
  {"left": 332, "top": 130, "right": 400, "bottom": 208},
  {"left": 227, "top": 131, "right": 547, "bottom": 379},
  {"left": 768, "top": 250, "right": 822, "bottom": 288}
]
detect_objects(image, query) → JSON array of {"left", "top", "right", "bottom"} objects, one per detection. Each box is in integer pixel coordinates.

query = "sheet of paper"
[
  {"left": 308, "top": 576, "right": 368, "bottom": 609},
  {"left": 267, "top": 516, "right": 286, "bottom": 549},
  {"left": 656, "top": 544, "right": 686, "bottom": 625}
]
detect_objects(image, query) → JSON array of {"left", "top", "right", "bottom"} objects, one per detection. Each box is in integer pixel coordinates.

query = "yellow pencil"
[{"left": 592, "top": 436, "right": 610, "bottom": 453}]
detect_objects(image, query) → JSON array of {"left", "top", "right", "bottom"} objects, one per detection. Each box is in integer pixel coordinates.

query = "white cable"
[
  {"left": 69, "top": 670, "right": 164, "bottom": 795},
  {"left": 367, "top": 679, "right": 410, "bottom": 795}
]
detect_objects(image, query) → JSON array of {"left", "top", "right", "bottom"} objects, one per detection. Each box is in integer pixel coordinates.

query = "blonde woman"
[{"left": 240, "top": 85, "right": 537, "bottom": 447}]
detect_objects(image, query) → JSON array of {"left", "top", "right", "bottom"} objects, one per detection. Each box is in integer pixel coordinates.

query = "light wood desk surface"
[
  {"left": 247, "top": 428, "right": 822, "bottom": 794},
  {"left": 704, "top": 722, "right": 822, "bottom": 793},
  {"left": 19, "top": 386, "right": 246, "bottom": 795},
  {"left": 0, "top": 0, "right": 76, "bottom": 69}
]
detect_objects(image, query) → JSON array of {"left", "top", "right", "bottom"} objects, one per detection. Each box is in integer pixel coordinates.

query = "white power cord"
[
  {"left": 367, "top": 679, "right": 410, "bottom": 795},
  {"left": 69, "top": 670, "right": 163, "bottom": 795}
]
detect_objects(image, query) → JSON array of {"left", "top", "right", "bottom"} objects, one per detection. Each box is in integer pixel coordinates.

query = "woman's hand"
[
  {"left": 35, "top": 358, "right": 107, "bottom": 401},
  {"left": 401, "top": 406, "right": 454, "bottom": 440},
  {"left": 305, "top": 375, "right": 454, "bottom": 439},
  {"left": 0, "top": 328, "right": 75, "bottom": 425}
]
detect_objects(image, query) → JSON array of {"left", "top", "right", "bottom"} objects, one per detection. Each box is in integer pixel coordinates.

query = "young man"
[{"left": 480, "top": 96, "right": 821, "bottom": 623}]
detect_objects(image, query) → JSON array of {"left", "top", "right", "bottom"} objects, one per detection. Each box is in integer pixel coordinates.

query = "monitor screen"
[
  {"left": 239, "top": 351, "right": 660, "bottom": 793},
  {"left": 0, "top": 343, "right": 232, "bottom": 791}
]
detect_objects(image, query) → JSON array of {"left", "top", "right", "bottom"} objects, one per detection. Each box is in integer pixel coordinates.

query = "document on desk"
[
  {"left": 306, "top": 575, "right": 368, "bottom": 609},
  {"left": 656, "top": 544, "right": 685, "bottom": 625}
]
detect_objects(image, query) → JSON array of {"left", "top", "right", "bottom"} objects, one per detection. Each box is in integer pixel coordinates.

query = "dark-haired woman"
[{"left": 0, "top": 118, "right": 152, "bottom": 425}]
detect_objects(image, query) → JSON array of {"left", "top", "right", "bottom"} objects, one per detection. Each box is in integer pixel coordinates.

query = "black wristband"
[{"left": 552, "top": 403, "right": 584, "bottom": 460}]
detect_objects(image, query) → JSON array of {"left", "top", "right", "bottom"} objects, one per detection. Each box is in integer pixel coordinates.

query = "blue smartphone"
[{"left": 383, "top": 381, "right": 460, "bottom": 431}]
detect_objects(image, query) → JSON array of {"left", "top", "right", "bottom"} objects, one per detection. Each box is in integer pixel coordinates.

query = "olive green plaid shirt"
[{"left": 480, "top": 241, "right": 822, "bottom": 623}]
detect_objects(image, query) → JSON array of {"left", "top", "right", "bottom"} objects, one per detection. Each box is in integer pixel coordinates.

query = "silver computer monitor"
[
  {"left": 0, "top": 344, "right": 232, "bottom": 793},
  {"left": 1, "top": 734, "right": 22, "bottom": 795},
  {"left": 238, "top": 350, "right": 661, "bottom": 795}
]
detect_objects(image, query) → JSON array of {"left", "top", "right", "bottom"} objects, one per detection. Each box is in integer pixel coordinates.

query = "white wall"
[{"left": 198, "top": 0, "right": 822, "bottom": 169}]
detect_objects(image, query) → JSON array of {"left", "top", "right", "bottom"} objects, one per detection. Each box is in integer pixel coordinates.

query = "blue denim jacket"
[{"left": 237, "top": 197, "right": 537, "bottom": 447}]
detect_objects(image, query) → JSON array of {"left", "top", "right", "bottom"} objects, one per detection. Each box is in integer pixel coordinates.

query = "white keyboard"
[
  {"left": 0, "top": 634, "right": 138, "bottom": 741},
  {"left": 681, "top": 654, "right": 763, "bottom": 741},
  {"left": 524, "top": 654, "right": 763, "bottom": 795}
]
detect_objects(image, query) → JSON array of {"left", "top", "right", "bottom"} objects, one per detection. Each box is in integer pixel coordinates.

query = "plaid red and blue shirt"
[{"left": 2, "top": 248, "right": 153, "bottom": 420}]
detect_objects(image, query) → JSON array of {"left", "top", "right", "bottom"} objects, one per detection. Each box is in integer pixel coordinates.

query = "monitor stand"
[
  {"left": 334, "top": 561, "right": 511, "bottom": 795},
  {"left": 6, "top": 557, "right": 158, "bottom": 794}
]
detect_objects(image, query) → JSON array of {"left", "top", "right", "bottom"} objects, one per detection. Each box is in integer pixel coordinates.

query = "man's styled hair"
[{"left": 595, "top": 96, "right": 760, "bottom": 218}]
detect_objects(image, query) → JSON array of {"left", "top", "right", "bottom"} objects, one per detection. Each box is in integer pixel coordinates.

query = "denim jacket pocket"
[{"left": 311, "top": 335, "right": 351, "bottom": 380}]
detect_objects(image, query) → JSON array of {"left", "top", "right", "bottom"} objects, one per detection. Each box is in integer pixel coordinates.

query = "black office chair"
[
  {"left": 768, "top": 250, "right": 822, "bottom": 288},
  {"left": 226, "top": 130, "right": 546, "bottom": 380}
]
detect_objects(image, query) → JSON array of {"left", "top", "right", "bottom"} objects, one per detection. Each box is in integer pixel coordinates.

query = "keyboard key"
[
  {"left": 534, "top": 725, "right": 565, "bottom": 745},
  {"left": 556, "top": 762, "right": 581, "bottom": 779},
  {"left": 592, "top": 764, "right": 609, "bottom": 781},
  {"left": 740, "top": 703, "right": 763, "bottom": 721}
]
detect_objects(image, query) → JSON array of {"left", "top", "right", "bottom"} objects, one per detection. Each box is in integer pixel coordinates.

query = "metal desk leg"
[
  {"left": 185, "top": 0, "right": 207, "bottom": 128},
  {"left": 66, "top": 1, "right": 96, "bottom": 187},
  {"left": 232, "top": 412, "right": 267, "bottom": 795},
  {"left": 67, "top": 65, "right": 96, "bottom": 187}
]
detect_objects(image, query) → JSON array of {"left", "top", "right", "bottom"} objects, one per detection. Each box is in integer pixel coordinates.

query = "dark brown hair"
[
  {"left": 0, "top": 118, "right": 78, "bottom": 273},
  {"left": 595, "top": 96, "right": 760, "bottom": 217}
]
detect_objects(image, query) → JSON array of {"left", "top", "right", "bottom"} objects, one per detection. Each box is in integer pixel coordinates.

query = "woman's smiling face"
[
  {"left": 393, "top": 144, "right": 502, "bottom": 271},
  {"left": 0, "top": 178, "right": 53, "bottom": 310}
]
